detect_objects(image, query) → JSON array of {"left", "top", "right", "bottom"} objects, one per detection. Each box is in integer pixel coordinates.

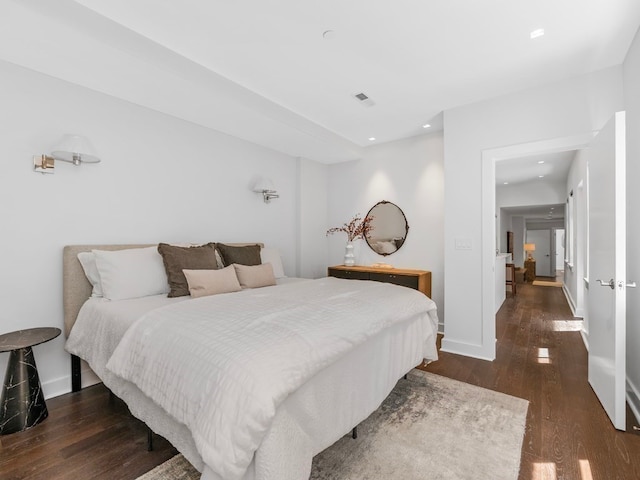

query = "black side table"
[{"left": 0, "top": 327, "right": 61, "bottom": 435}]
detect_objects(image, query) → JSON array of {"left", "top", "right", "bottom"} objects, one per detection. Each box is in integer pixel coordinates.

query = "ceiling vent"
[{"left": 354, "top": 92, "right": 375, "bottom": 107}]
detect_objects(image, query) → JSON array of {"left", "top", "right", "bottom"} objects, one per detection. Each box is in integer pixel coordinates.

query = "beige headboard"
[{"left": 62, "top": 243, "right": 264, "bottom": 337}]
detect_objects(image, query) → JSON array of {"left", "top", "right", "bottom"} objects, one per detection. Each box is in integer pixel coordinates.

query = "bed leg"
[
  {"left": 352, "top": 427, "right": 357, "bottom": 439},
  {"left": 147, "top": 426, "right": 154, "bottom": 452},
  {"left": 71, "top": 355, "right": 82, "bottom": 392}
]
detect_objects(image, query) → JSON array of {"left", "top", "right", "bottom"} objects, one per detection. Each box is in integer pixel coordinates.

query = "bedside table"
[{"left": 0, "top": 327, "right": 61, "bottom": 435}]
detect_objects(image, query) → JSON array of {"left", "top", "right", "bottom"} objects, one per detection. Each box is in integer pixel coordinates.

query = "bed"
[{"left": 63, "top": 244, "right": 439, "bottom": 480}]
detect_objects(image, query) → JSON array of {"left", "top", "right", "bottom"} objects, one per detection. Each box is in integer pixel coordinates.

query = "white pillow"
[
  {"left": 93, "top": 247, "right": 170, "bottom": 300},
  {"left": 77, "top": 251, "right": 103, "bottom": 297},
  {"left": 183, "top": 266, "right": 242, "bottom": 298},
  {"left": 260, "top": 247, "right": 285, "bottom": 278}
]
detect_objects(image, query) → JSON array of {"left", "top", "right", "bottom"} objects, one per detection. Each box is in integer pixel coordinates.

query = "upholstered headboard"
[
  {"left": 62, "top": 243, "right": 264, "bottom": 337},
  {"left": 63, "top": 244, "right": 152, "bottom": 337}
]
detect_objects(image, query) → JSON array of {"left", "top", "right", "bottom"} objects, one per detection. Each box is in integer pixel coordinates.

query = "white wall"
[
  {"left": 512, "top": 216, "right": 525, "bottom": 268},
  {"left": 0, "top": 60, "right": 299, "bottom": 398},
  {"left": 496, "top": 180, "right": 566, "bottom": 265},
  {"left": 564, "top": 150, "right": 588, "bottom": 318},
  {"left": 623, "top": 26, "right": 640, "bottom": 419},
  {"left": 327, "top": 133, "right": 445, "bottom": 328},
  {"left": 497, "top": 180, "right": 567, "bottom": 209},
  {"left": 297, "top": 157, "right": 329, "bottom": 279},
  {"left": 443, "top": 66, "right": 624, "bottom": 360}
]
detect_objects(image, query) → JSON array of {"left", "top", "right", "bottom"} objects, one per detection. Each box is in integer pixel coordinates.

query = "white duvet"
[{"left": 105, "top": 277, "right": 437, "bottom": 480}]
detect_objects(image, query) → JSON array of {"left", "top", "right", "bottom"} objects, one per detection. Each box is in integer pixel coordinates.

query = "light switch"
[{"left": 454, "top": 238, "right": 472, "bottom": 250}]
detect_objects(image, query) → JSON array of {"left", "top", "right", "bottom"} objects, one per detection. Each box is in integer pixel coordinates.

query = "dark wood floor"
[
  {"left": 1, "top": 279, "right": 639, "bottom": 479},
  {"left": 426, "top": 278, "right": 640, "bottom": 480}
]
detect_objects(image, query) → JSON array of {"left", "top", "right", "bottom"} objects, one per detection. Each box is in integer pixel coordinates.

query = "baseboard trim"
[
  {"left": 440, "top": 337, "right": 495, "bottom": 362},
  {"left": 627, "top": 378, "right": 640, "bottom": 427},
  {"left": 562, "top": 285, "right": 582, "bottom": 318},
  {"left": 579, "top": 330, "right": 589, "bottom": 352},
  {"left": 43, "top": 366, "right": 101, "bottom": 400},
  {"left": 42, "top": 375, "right": 71, "bottom": 400}
]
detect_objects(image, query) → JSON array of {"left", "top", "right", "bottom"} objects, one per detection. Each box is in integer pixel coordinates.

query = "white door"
[
  {"left": 526, "top": 229, "right": 552, "bottom": 276},
  {"left": 588, "top": 111, "right": 629, "bottom": 430}
]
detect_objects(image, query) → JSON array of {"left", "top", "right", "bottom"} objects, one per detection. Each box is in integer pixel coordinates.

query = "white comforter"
[{"left": 105, "top": 277, "right": 437, "bottom": 480}]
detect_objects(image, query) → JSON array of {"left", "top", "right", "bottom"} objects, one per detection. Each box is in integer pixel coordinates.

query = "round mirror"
[{"left": 365, "top": 201, "right": 409, "bottom": 256}]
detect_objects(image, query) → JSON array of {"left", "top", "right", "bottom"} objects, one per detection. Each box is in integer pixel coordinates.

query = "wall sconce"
[
  {"left": 252, "top": 177, "right": 279, "bottom": 203},
  {"left": 33, "top": 134, "right": 101, "bottom": 174},
  {"left": 524, "top": 243, "right": 536, "bottom": 260}
]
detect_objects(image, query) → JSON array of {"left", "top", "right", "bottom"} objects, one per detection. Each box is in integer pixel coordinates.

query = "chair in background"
[{"left": 506, "top": 263, "right": 516, "bottom": 295}]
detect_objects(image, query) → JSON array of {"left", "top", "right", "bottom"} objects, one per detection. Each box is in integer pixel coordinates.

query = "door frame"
[{"left": 480, "top": 134, "right": 594, "bottom": 359}]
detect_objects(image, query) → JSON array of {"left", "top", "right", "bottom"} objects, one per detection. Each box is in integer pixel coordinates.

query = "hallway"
[{"left": 427, "top": 281, "right": 640, "bottom": 479}]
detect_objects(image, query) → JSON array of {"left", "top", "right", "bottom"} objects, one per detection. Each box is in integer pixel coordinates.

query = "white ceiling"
[
  {"left": 502, "top": 203, "right": 565, "bottom": 222},
  {"left": 495, "top": 151, "right": 575, "bottom": 186},
  {"left": 2, "top": 0, "right": 639, "bottom": 163}
]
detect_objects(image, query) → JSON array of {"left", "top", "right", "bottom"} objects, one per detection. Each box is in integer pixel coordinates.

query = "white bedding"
[{"left": 66, "top": 277, "right": 438, "bottom": 480}]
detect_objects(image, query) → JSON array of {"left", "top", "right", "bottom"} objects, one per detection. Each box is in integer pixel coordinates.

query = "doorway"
[
  {"left": 526, "top": 229, "right": 552, "bottom": 277},
  {"left": 480, "top": 133, "right": 594, "bottom": 360}
]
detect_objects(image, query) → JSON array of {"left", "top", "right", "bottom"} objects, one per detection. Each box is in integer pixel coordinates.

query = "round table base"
[{"left": 0, "top": 347, "right": 48, "bottom": 435}]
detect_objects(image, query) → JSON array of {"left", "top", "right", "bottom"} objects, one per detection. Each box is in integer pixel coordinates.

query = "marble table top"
[{"left": 0, "top": 327, "right": 61, "bottom": 353}]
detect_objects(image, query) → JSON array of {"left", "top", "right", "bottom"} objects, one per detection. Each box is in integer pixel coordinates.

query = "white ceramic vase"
[{"left": 344, "top": 241, "right": 355, "bottom": 266}]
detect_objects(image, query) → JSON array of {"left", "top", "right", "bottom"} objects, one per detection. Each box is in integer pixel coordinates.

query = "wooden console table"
[{"left": 327, "top": 265, "right": 431, "bottom": 298}]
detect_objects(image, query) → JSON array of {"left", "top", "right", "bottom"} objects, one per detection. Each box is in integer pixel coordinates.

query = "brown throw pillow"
[
  {"left": 216, "top": 243, "right": 262, "bottom": 267},
  {"left": 157, "top": 243, "right": 218, "bottom": 297}
]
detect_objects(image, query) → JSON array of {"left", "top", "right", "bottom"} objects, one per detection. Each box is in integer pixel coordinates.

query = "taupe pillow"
[
  {"left": 157, "top": 243, "right": 218, "bottom": 297},
  {"left": 234, "top": 263, "right": 276, "bottom": 289},
  {"left": 183, "top": 266, "right": 241, "bottom": 298},
  {"left": 216, "top": 243, "right": 262, "bottom": 267}
]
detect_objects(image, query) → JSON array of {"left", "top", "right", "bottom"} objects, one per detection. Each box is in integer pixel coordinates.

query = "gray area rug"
[{"left": 137, "top": 370, "right": 528, "bottom": 480}]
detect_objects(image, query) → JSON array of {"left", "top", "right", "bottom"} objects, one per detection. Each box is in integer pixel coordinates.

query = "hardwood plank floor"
[
  {"left": 425, "top": 279, "right": 640, "bottom": 480},
  {"left": 1, "top": 280, "right": 639, "bottom": 479}
]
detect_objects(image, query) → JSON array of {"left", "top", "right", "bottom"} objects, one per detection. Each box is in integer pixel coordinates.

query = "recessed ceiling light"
[
  {"left": 530, "top": 28, "right": 545, "bottom": 39},
  {"left": 368, "top": 137, "right": 376, "bottom": 141},
  {"left": 423, "top": 124, "right": 431, "bottom": 129},
  {"left": 538, "top": 175, "right": 544, "bottom": 178},
  {"left": 538, "top": 160, "right": 545, "bottom": 164},
  {"left": 550, "top": 207, "right": 554, "bottom": 210},
  {"left": 503, "top": 182, "right": 509, "bottom": 185}
]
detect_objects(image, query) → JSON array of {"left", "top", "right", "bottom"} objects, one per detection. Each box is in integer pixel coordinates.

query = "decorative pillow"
[
  {"left": 216, "top": 243, "right": 262, "bottom": 267},
  {"left": 183, "top": 266, "right": 242, "bottom": 298},
  {"left": 92, "top": 247, "right": 169, "bottom": 301},
  {"left": 233, "top": 263, "right": 276, "bottom": 289},
  {"left": 157, "top": 243, "right": 218, "bottom": 298},
  {"left": 260, "top": 247, "right": 285, "bottom": 278},
  {"left": 77, "top": 251, "right": 103, "bottom": 297}
]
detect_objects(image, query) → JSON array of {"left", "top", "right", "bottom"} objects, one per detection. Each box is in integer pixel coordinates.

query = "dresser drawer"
[
  {"left": 369, "top": 272, "right": 418, "bottom": 289},
  {"left": 327, "top": 266, "right": 431, "bottom": 298},
  {"left": 328, "top": 268, "right": 370, "bottom": 280}
]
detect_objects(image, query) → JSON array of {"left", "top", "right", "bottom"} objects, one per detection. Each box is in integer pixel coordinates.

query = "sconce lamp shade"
[
  {"left": 252, "top": 177, "right": 279, "bottom": 203},
  {"left": 252, "top": 177, "right": 275, "bottom": 193},
  {"left": 51, "top": 134, "right": 101, "bottom": 165}
]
